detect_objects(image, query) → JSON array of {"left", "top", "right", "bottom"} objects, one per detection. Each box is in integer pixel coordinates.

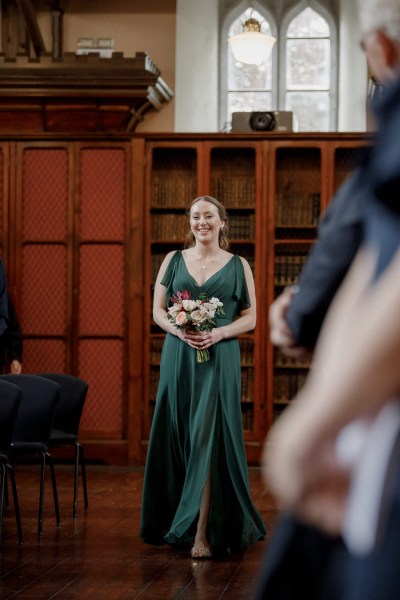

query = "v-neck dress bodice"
[{"left": 140, "top": 251, "right": 266, "bottom": 557}]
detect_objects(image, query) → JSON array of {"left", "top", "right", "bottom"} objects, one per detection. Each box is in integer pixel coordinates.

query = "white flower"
[
  {"left": 190, "top": 309, "right": 206, "bottom": 324},
  {"left": 209, "top": 297, "right": 223, "bottom": 307},
  {"left": 182, "top": 299, "right": 198, "bottom": 312}
]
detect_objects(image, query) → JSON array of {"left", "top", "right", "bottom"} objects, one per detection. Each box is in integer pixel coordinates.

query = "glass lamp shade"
[{"left": 229, "top": 31, "right": 276, "bottom": 65}]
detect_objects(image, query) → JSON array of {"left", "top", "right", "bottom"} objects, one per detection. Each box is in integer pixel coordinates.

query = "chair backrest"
[
  {"left": 0, "top": 379, "right": 22, "bottom": 455},
  {"left": 36, "top": 373, "right": 88, "bottom": 436},
  {"left": 0, "top": 374, "right": 60, "bottom": 446}
]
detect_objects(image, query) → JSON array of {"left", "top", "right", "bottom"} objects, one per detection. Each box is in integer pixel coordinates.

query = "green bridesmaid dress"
[{"left": 140, "top": 251, "right": 266, "bottom": 556}]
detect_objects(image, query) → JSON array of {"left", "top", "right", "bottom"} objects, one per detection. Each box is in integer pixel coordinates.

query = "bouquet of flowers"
[{"left": 166, "top": 290, "right": 224, "bottom": 362}]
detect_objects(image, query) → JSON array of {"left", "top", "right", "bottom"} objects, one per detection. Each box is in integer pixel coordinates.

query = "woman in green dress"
[{"left": 140, "top": 196, "right": 266, "bottom": 558}]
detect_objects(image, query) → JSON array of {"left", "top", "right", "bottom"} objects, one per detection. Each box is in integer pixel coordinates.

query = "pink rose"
[{"left": 175, "top": 311, "right": 188, "bottom": 326}]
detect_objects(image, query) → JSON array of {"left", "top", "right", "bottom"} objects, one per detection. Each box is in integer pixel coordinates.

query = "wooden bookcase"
[
  {"left": 140, "top": 133, "right": 371, "bottom": 464},
  {"left": 0, "top": 132, "right": 371, "bottom": 466},
  {"left": 142, "top": 139, "right": 266, "bottom": 464}
]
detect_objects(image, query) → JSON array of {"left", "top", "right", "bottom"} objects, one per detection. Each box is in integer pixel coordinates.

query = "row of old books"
[
  {"left": 150, "top": 337, "right": 164, "bottom": 364},
  {"left": 274, "top": 348, "right": 310, "bottom": 369},
  {"left": 229, "top": 214, "right": 255, "bottom": 239},
  {"left": 274, "top": 254, "right": 308, "bottom": 286},
  {"left": 242, "top": 406, "right": 254, "bottom": 431},
  {"left": 241, "top": 368, "right": 254, "bottom": 403},
  {"left": 274, "top": 371, "right": 308, "bottom": 404},
  {"left": 275, "top": 193, "right": 320, "bottom": 227},
  {"left": 151, "top": 214, "right": 188, "bottom": 240},
  {"left": 151, "top": 174, "right": 197, "bottom": 208},
  {"left": 211, "top": 175, "right": 255, "bottom": 207},
  {"left": 239, "top": 338, "right": 254, "bottom": 365}
]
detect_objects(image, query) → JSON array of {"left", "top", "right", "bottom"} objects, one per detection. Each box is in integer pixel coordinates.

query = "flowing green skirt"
[{"left": 140, "top": 332, "right": 266, "bottom": 556}]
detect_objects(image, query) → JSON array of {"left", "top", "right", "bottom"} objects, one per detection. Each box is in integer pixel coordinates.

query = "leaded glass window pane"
[
  {"left": 286, "top": 91, "right": 330, "bottom": 131},
  {"left": 287, "top": 7, "right": 329, "bottom": 38},
  {"left": 228, "top": 61, "right": 272, "bottom": 90},
  {"left": 287, "top": 39, "right": 330, "bottom": 89},
  {"left": 285, "top": 7, "right": 331, "bottom": 131},
  {"left": 228, "top": 91, "right": 272, "bottom": 114}
]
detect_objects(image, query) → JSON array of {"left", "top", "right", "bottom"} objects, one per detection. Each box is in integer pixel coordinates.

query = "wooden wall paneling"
[
  {"left": 74, "top": 141, "right": 130, "bottom": 463},
  {"left": 128, "top": 137, "right": 145, "bottom": 464},
  {"left": 14, "top": 141, "right": 72, "bottom": 375},
  {"left": 141, "top": 141, "right": 154, "bottom": 458},
  {"left": 253, "top": 140, "right": 269, "bottom": 444},
  {"left": 0, "top": 142, "right": 11, "bottom": 275}
]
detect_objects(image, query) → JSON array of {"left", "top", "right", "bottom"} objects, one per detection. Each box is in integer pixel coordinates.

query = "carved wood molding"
[{"left": 0, "top": 52, "right": 174, "bottom": 132}]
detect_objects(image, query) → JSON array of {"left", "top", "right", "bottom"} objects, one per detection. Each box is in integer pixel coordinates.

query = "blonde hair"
[{"left": 184, "top": 196, "right": 230, "bottom": 250}]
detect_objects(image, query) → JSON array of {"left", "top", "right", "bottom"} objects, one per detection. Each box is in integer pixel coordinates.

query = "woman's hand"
[{"left": 181, "top": 328, "right": 224, "bottom": 349}]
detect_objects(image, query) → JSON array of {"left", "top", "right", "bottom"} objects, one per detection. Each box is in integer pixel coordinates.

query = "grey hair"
[{"left": 358, "top": 0, "right": 400, "bottom": 41}]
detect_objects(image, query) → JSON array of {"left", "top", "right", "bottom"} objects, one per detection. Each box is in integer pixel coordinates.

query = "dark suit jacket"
[
  {"left": 0, "top": 293, "right": 23, "bottom": 371},
  {"left": 254, "top": 514, "right": 345, "bottom": 600},
  {"left": 0, "top": 258, "right": 7, "bottom": 338},
  {"left": 260, "top": 74, "right": 400, "bottom": 600},
  {"left": 285, "top": 168, "right": 367, "bottom": 348}
]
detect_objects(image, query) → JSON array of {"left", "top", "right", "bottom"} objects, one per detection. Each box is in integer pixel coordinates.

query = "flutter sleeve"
[
  {"left": 233, "top": 256, "right": 251, "bottom": 311},
  {"left": 160, "top": 251, "right": 180, "bottom": 292}
]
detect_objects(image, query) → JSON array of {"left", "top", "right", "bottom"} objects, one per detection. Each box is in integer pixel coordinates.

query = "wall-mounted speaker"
[{"left": 231, "top": 111, "right": 294, "bottom": 132}]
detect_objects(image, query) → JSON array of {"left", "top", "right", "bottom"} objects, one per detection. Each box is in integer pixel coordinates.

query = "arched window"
[
  {"left": 223, "top": 1, "right": 336, "bottom": 132},
  {"left": 284, "top": 7, "right": 333, "bottom": 131},
  {"left": 225, "top": 7, "right": 276, "bottom": 129}
]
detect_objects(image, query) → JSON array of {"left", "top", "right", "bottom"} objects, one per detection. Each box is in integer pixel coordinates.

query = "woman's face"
[{"left": 190, "top": 200, "right": 224, "bottom": 244}]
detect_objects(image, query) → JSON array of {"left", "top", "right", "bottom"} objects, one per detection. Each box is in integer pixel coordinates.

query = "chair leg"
[
  {"left": 0, "top": 463, "right": 5, "bottom": 542},
  {"left": 80, "top": 444, "right": 89, "bottom": 512},
  {"left": 4, "top": 470, "right": 9, "bottom": 510},
  {"left": 7, "top": 464, "right": 23, "bottom": 545},
  {"left": 73, "top": 442, "right": 79, "bottom": 517},
  {"left": 74, "top": 441, "right": 88, "bottom": 517},
  {"left": 46, "top": 452, "right": 60, "bottom": 527},
  {"left": 38, "top": 452, "right": 46, "bottom": 536}
]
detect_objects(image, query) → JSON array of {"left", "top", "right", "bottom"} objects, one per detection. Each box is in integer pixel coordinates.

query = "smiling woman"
[{"left": 140, "top": 195, "right": 266, "bottom": 559}]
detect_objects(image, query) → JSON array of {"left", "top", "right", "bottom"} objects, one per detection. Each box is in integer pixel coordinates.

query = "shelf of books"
[
  {"left": 332, "top": 144, "right": 371, "bottom": 194},
  {"left": 146, "top": 143, "right": 260, "bottom": 436},
  {"left": 146, "top": 145, "right": 198, "bottom": 435},
  {"left": 210, "top": 145, "right": 258, "bottom": 434},
  {"left": 272, "top": 145, "right": 322, "bottom": 418}
]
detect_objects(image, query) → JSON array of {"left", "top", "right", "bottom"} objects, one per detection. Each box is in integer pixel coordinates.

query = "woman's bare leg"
[{"left": 192, "top": 475, "right": 212, "bottom": 558}]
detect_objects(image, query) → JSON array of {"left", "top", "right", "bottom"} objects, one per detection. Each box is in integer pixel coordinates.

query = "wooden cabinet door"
[
  {"left": 266, "top": 140, "right": 328, "bottom": 425},
  {"left": 11, "top": 140, "right": 132, "bottom": 463},
  {"left": 205, "top": 141, "right": 267, "bottom": 461},
  {"left": 265, "top": 135, "right": 372, "bottom": 428},
  {"left": 143, "top": 138, "right": 267, "bottom": 463}
]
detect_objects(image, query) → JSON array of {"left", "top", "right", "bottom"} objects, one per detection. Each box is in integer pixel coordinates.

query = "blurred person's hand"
[
  {"left": 269, "top": 287, "right": 311, "bottom": 359},
  {"left": 10, "top": 360, "right": 22, "bottom": 374},
  {"left": 264, "top": 250, "right": 380, "bottom": 536}
]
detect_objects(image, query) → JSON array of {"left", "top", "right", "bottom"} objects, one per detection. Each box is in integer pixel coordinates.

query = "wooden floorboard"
[{"left": 0, "top": 465, "right": 279, "bottom": 599}]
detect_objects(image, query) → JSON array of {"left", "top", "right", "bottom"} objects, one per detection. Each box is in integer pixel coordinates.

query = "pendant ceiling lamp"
[{"left": 228, "top": 2, "right": 276, "bottom": 65}]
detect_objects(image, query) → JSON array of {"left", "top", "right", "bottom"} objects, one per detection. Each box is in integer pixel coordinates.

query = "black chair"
[
  {"left": 0, "top": 374, "right": 61, "bottom": 536},
  {"left": 0, "top": 379, "right": 23, "bottom": 544},
  {"left": 37, "top": 373, "right": 89, "bottom": 517}
]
